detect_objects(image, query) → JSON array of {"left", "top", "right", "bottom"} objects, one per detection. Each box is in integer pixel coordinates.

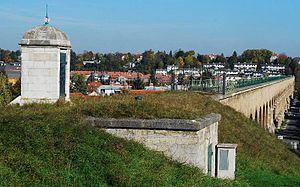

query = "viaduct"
[{"left": 219, "top": 77, "right": 294, "bottom": 133}]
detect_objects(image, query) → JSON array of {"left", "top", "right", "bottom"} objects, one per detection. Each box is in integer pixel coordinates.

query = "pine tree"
[
  {"left": 132, "top": 74, "right": 145, "bottom": 90},
  {"left": 71, "top": 74, "right": 87, "bottom": 94}
]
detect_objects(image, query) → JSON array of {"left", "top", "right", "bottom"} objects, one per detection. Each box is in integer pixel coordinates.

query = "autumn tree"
[
  {"left": 0, "top": 73, "right": 12, "bottom": 106},
  {"left": 177, "top": 57, "right": 184, "bottom": 67},
  {"left": 184, "top": 54, "right": 194, "bottom": 67},
  {"left": 10, "top": 78, "right": 21, "bottom": 99}
]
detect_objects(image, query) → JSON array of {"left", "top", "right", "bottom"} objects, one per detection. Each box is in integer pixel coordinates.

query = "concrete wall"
[
  {"left": 21, "top": 47, "right": 60, "bottom": 99},
  {"left": 12, "top": 46, "right": 71, "bottom": 105},
  {"left": 87, "top": 114, "right": 220, "bottom": 176},
  {"left": 220, "top": 77, "right": 294, "bottom": 133}
]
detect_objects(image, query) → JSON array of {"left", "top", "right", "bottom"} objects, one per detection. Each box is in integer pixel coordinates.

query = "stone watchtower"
[{"left": 12, "top": 16, "right": 71, "bottom": 105}]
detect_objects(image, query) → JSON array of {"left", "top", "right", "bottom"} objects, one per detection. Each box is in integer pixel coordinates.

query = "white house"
[
  {"left": 155, "top": 69, "right": 168, "bottom": 75},
  {"left": 96, "top": 85, "right": 130, "bottom": 96},
  {"left": 234, "top": 63, "right": 257, "bottom": 71},
  {"left": 166, "top": 64, "right": 179, "bottom": 72},
  {"left": 270, "top": 54, "right": 279, "bottom": 62}
]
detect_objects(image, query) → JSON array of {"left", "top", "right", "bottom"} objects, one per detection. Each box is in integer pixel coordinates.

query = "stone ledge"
[{"left": 86, "top": 113, "right": 221, "bottom": 131}]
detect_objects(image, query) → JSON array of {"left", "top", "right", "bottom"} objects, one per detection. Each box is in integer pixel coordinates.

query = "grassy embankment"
[{"left": 0, "top": 92, "right": 300, "bottom": 186}]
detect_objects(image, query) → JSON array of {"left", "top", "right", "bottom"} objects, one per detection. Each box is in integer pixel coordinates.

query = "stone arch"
[
  {"left": 265, "top": 102, "right": 269, "bottom": 129},
  {"left": 259, "top": 106, "right": 263, "bottom": 126},
  {"left": 255, "top": 110, "right": 258, "bottom": 123},
  {"left": 262, "top": 104, "right": 266, "bottom": 128}
]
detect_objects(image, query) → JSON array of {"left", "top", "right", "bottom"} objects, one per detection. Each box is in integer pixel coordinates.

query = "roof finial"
[{"left": 44, "top": 4, "right": 50, "bottom": 25}]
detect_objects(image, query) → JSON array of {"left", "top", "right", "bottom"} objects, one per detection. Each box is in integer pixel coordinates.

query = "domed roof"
[{"left": 20, "top": 25, "right": 71, "bottom": 47}]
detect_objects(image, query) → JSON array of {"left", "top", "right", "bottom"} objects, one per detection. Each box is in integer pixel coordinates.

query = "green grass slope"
[{"left": 0, "top": 92, "right": 299, "bottom": 186}]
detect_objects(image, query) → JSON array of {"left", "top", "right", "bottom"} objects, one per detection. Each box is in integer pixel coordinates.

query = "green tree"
[
  {"left": 171, "top": 71, "right": 176, "bottom": 90},
  {"left": 0, "top": 73, "right": 12, "bottom": 106},
  {"left": 202, "top": 69, "right": 212, "bottom": 80},
  {"left": 71, "top": 74, "right": 87, "bottom": 94},
  {"left": 177, "top": 73, "right": 185, "bottom": 85},
  {"left": 242, "top": 49, "right": 273, "bottom": 63},
  {"left": 227, "top": 51, "right": 238, "bottom": 70},
  {"left": 138, "top": 50, "right": 155, "bottom": 74},
  {"left": 216, "top": 53, "right": 227, "bottom": 63},
  {"left": 132, "top": 74, "right": 145, "bottom": 90},
  {"left": 70, "top": 50, "right": 79, "bottom": 70},
  {"left": 149, "top": 71, "right": 158, "bottom": 86},
  {"left": 197, "top": 54, "right": 210, "bottom": 64},
  {"left": 175, "top": 50, "right": 185, "bottom": 59}
]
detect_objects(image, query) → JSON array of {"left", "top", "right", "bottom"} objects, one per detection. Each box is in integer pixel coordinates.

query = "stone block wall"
[
  {"left": 87, "top": 114, "right": 220, "bottom": 176},
  {"left": 21, "top": 46, "right": 60, "bottom": 99}
]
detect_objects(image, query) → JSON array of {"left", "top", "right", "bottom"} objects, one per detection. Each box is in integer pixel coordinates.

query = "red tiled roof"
[
  {"left": 128, "top": 90, "right": 165, "bottom": 94},
  {"left": 87, "top": 81, "right": 102, "bottom": 88},
  {"left": 71, "top": 71, "right": 93, "bottom": 76},
  {"left": 108, "top": 72, "right": 150, "bottom": 79},
  {"left": 70, "top": 92, "right": 87, "bottom": 98},
  {"left": 71, "top": 71, "right": 152, "bottom": 79}
]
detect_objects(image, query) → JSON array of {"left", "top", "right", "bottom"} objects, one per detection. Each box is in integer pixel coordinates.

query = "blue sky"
[{"left": 1, "top": 0, "right": 300, "bottom": 56}]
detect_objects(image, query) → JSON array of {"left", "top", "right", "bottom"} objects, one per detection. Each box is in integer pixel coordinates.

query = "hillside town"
[{"left": 0, "top": 49, "right": 297, "bottom": 97}]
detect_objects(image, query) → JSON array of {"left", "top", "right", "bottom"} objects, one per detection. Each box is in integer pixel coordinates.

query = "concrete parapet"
[
  {"left": 86, "top": 114, "right": 221, "bottom": 176},
  {"left": 87, "top": 113, "right": 221, "bottom": 131}
]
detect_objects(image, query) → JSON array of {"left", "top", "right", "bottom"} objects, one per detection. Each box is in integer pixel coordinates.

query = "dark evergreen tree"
[
  {"left": 132, "top": 74, "right": 145, "bottom": 90},
  {"left": 71, "top": 74, "right": 87, "bottom": 94}
]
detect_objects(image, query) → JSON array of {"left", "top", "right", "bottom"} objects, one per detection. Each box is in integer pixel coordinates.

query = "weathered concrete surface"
[
  {"left": 20, "top": 25, "right": 71, "bottom": 47},
  {"left": 88, "top": 113, "right": 220, "bottom": 131},
  {"left": 87, "top": 114, "right": 220, "bottom": 176},
  {"left": 219, "top": 77, "right": 294, "bottom": 133}
]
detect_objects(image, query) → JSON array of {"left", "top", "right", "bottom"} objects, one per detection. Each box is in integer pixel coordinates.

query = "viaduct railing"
[{"left": 189, "top": 76, "right": 290, "bottom": 94}]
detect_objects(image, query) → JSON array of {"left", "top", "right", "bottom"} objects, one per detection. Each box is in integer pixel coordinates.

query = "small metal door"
[
  {"left": 60, "top": 53, "right": 66, "bottom": 97},
  {"left": 208, "top": 143, "right": 213, "bottom": 176}
]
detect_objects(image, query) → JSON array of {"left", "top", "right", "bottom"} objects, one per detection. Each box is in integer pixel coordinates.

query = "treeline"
[
  {"left": 0, "top": 48, "right": 297, "bottom": 74},
  {"left": 70, "top": 49, "right": 298, "bottom": 74},
  {"left": 0, "top": 49, "right": 21, "bottom": 62}
]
